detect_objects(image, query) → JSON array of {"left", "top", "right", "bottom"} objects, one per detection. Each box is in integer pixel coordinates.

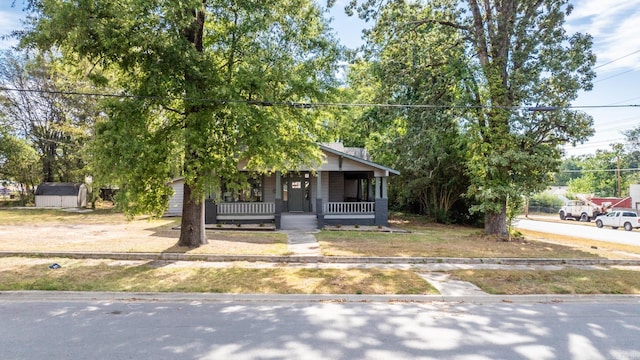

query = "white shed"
[{"left": 35, "top": 183, "right": 87, "bottom": 208}]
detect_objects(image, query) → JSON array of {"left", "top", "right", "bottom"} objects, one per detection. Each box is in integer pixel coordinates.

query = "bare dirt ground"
[{"left": 0, "top": 210, "right": 287, "bottom": 255}]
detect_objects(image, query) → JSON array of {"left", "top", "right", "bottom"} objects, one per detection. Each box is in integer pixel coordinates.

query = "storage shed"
[{"left": 35, "top": 182, "right": 87, "bottom": 208}]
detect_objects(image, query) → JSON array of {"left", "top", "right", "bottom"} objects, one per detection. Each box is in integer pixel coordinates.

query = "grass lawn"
[
  {"left": 451, "top": 268, "right": 640, "bottom": 295},
  {"left": 519, "top": 229, "right": 640, "bottom": 259},
  {"left": 0, "top": 257, "right": 437, "bottom": 295},
  {"left": 0, "top": 208, "right": 126, "bottom": 224},
  {"left": 317, "top": 225, "right": 602, "bottom": 259}
]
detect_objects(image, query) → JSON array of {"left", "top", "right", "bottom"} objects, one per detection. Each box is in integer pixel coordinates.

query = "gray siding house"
[{"left": 167, "top": 143, "right": 399, "bottom": 229}]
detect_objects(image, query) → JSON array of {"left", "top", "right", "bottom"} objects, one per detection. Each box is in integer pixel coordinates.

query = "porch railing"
[
  {"left": 323, "top": 202, "right": 375, "bottom": 214},
  {"left": 217, "top": 202, "right": 275, "bottom": 214}
]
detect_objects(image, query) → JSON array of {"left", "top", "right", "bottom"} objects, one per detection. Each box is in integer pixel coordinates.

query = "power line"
[
  {"left": 606, "top": 95, "right": 640, "bottom": 106},
  {"left": 560, "top": 168, "right": 639, "bottom": 173},
  {"left": 3, "top": 86, "right": 640, "bottom": 110},
  {"left": 594, "top": 69, "right": 636, "bottom": 84},
  {"left": 594, "top": 49, "right": 640, "bottom": 70}
]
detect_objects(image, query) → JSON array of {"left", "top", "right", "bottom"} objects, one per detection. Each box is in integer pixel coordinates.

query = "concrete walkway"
[
  {"left": 282, "top": 230, "right": 322, "bottom": 256},
  {"left": 418, "top": 272, "right": 487, "bottom": 296}
]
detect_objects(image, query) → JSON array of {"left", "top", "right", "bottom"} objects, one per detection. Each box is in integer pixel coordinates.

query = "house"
[
  {"left": 35, "top": 182, "right": 88, "bottom": 208},
  {"left": 167, "top": 143, "right": 399, "bottom": 229}
]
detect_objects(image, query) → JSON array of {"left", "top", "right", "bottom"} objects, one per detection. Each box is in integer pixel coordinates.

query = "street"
[
  {"left": 516, "top": 218, "right": 640, "bottom": 246},
  {"left": 1, "top": 298, "right": 639, "bottom": 359}
]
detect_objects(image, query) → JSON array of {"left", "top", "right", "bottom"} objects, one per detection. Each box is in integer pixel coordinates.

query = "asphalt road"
[
  {"left": 516, "top": 218, "right": 640, "bottom": 246},
  {"left": 1, "top": 299, "right": 639, "bottom": 360}
]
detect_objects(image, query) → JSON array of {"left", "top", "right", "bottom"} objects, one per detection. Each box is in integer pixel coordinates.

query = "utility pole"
[{"left": 613, "top": 143, "right": 623, "bottom": 198}]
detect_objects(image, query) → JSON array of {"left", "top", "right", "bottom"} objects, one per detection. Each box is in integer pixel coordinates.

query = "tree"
[
  {"left": 21, "top": 0, "right": 342, "bottom": 247},
  {"left": 354, "top": 1, "right": 471, "bottom": 222},
  {"left": 554, "top": 156, "right": 583, "bottom": 186},
  {"left": 0, "top": 129, "right": 41, "bottom": 205},
  {"left": 567, "top": 141, "right": 639, "bottom": 197},
  {"left": 567, "top": 149, "right": 619, "bottom": 197},
  {"left": 623, "top": 125, "right": 640, "bottom": 184},
  {"left": 0, "top": 50, "right": 96, "bottom": 183},
  {"left": 346, "top": 0, "right": 595, "bottom": 235}
]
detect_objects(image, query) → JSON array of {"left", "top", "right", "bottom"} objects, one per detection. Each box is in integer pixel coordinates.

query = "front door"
[{"left": 288, "top": 177, "right": 305, "bottom": 212}]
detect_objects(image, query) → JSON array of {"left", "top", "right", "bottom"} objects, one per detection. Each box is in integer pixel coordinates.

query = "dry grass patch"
[
  {"left": 317, "top": 226, "right": 601, "bottom": 258},
  {"left": 451, "top": 268, "right": 640, "bottom": 295},
  {"left": 0, "top": 208, "right": 126, "bottom": 224},
  {"left": 0, "top": 257, "right": 437, "bottom": 295},
  {"left": 519, "top": 229, "right": 640, "bottom": 259},
  {"left": 0, "top": 209, "right": 288, "bottom": 255}
]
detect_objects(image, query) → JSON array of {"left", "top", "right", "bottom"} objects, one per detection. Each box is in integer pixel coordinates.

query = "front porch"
[
  {"left": 168, "top": 143, "right": 398, "bottom": 230},
  {"left": 205, "top": 197, "right": 384, "bottom": 229}
]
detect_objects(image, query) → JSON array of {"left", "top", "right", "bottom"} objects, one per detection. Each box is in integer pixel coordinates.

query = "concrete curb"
[
  {"left": 2, "top": 251, "right": 640, "bottom": 266},
  {"left": 2, "top": 291, "right": 639, "bottom": 305}
]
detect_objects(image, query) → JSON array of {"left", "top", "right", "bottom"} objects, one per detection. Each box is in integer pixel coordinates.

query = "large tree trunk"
[
  {"left": 484, "top": 200, "right": 508, "bottom": 236},
  {"left": 41, "top": 142, "right": 56, "bottom": 182},
  {"left": 178, "top": 182, "right": 207, "bottom": 247},
  {"left": 177, "top": 2, "right": 208, "bottom": 248}
]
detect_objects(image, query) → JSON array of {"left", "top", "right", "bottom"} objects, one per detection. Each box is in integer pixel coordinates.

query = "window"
[{"left": 221, "top": 175, "right": 263, "bottom": 202}]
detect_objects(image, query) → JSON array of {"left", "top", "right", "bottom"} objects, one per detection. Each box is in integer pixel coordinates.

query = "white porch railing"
[
  {"left": 217, "top": 202, "right": 275, "bottom": 214},
  {"left": 323, "top": 202, "right": 375, "bottom": 214}
]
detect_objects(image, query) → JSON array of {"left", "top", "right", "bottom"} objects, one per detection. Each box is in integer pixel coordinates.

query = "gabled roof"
[
  {"left": 169, "top": 143, "right": 400, "bottom": 181},
  {"left": 35, "top": 183, "right": 84, "bottom": 196},
  {"left": 319, "top": 144, "right": 400, "bottom": 176}
]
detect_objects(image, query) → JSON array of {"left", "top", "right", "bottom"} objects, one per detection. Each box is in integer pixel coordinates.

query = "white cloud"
[
  {"left": 567, "top": 0, "right": 640, "bottom": 72},
  {"left": 0, "top": 10, "right": 23, "bottom": 50}
]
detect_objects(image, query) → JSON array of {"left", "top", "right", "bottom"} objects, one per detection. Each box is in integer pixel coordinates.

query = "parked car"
[{"left": 594, "top": 211, "right": 640, "bottom": 231}]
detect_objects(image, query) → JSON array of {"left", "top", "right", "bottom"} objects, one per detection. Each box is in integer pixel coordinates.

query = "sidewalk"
[
  {"left": 2, "top": 251, "right": 640, "bottom": 301},
  {"left": 2, "top": 289, "right": 639, "bottom": 305},
  {"left": 2, "top": 229, "right": 640, "bottom": 302}
]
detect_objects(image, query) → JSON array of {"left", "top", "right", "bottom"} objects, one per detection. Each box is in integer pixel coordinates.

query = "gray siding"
[
  {"left": 328, "top": 172, "right": 343, "bottom": 202},
  {"left": 35, "top": 195, "right": 81, "bottom": 208},
  {"left": 322, "top": 172, "right": 329, "bottom": 204},
  {"left": 166, "top": 179, "right": 184, "bottom": 216}
]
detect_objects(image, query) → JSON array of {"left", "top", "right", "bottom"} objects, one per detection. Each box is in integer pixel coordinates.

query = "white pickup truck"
[{"left": 594, "top": 211, "right": 640, "bottom": 231}]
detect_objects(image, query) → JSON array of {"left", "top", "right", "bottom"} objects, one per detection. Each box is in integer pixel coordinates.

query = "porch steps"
[{"left": 280, "top": 213, "right": 318, "bottom": 231}]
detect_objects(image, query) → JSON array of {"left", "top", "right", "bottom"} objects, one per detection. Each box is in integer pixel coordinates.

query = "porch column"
[
  {"left": 375, "top": 176, "right": 389, "bottom": 227},
  {"left": 382, "top": 177, "right": 388, "bottom": 199},
  {"left": 316, "top": 171, "right": 324, "bottom": 229},
  {"left": 275, "top": 171, "right": 283, "bottom": 229},
  {"left": 204, "top": 177, "right": 217, "bottom": 225},
  {"left": 204, "top": 199, "right": 217, "bottom": 224}
]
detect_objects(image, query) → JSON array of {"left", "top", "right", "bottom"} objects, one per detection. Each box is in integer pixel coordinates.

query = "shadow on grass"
[{"left": 0, "top": 261, "right": 436, "bottom": 295}]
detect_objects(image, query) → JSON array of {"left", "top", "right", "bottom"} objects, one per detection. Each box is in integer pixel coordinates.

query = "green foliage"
[
  {"left": 554, "top": 156, "right": 583, "bottom": 186},
  {"left": 349, "top": 1, "right": 471, "bottom": 223},
  {"left": 529, "top": 192, "right": 564, "bottom": 209},
  {"left": 0, "top": 50, "right": 98, "bottom": 184},
  {"left": 566, "top": 146, "right": 635, "bottom": 197},
  {"left": 0, "top": 129, "right": 40, "bottom": 204},
  {"left": 21, "top": 1, "right": 342, "bottom": 242},
  {"left": 455, "top": 0, "right": 594, "bottom": 233},
  {"left": 343, "top": 0, "right": 596, "bottom": 234}
]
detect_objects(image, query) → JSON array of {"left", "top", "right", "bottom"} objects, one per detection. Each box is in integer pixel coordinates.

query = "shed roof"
[{"left": 35, "top": 183, "right": 84, "bottom": 196}]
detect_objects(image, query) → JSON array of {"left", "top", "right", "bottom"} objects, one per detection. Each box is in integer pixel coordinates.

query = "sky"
[{"left": 1, "top": 0, "right": 639, "bottom": 158}]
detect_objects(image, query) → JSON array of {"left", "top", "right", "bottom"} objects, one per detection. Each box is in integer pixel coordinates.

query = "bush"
[
  {"left": 527, "top": 192, "right": 563, "bottom": 214},
  {"left": 529, "top": 192, "right": 563, "bottom": 208}
]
